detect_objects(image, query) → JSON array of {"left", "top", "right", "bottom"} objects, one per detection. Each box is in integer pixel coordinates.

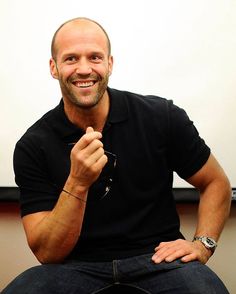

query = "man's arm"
[
  {"left": 22, "top": 127, "right": 107, "bottom": 264},
  {"left": 152, "top": 153, "right": 231, "bottom": 264}
]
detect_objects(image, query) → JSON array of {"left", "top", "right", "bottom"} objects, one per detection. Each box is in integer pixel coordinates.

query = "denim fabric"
[{"left": 1, "top": 253, "right": 229, "bottom": 294}]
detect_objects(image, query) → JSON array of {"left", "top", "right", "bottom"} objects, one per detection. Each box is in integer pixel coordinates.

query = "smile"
[{"left": 73, "top": 81, "right": 96, "bottom": 88}]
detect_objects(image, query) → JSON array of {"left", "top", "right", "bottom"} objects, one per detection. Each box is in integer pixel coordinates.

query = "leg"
[
  {"left": 116, "top": 253, "right": 229, "bottom": 294},
  {"left": 1, "top": 262, "right": 113, "bottom": 294}
]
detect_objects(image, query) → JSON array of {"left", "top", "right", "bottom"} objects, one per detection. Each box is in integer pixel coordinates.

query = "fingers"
[
  {"left": 83, "top": 144, "right": 107, "bottom": 171},
  {"left": 72, "top": 127, "right": 103, "bottom": 162},
  {"left": 152, "top": 240, "right": 185, "bottom": 263},
  {"left": 69, "top": 126, "right": 108, "bottom": 189},
  {"left": 74, "top": 127, "right": 103, "bottom": 151},
  {"left": 181, "top": 253, "right": 197, "bottom": 263},
  {"left": 151, "top": 239, "right": 211, "bottom": 264}
]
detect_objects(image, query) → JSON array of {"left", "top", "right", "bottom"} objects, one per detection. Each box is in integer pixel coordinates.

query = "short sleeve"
[
  {"left": 167, "top": 101, "right": 211, "bottom": 179},
  {"left": 13, "top": 137, "right": 59, "bottom": 217}
]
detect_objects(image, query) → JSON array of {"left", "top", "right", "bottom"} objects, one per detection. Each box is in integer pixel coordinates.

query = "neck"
[{"left": 63, "top": 92, "right": 110, "bottom": 132}]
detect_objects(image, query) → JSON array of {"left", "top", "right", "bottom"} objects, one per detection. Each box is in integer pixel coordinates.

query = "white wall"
[
  {"left": 1, "top": 203, "right": 235, "bottom": 292},
  {"left": 1, "top": 0, "right": 236, "bottom": 188}
]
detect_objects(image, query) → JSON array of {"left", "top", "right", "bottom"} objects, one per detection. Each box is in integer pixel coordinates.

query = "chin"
[{"left": 72, "top": 97, "right": 100, "bottom": 109}]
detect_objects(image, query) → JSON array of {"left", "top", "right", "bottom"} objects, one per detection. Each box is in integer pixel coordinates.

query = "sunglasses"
[
  {"left": 67, "top": 142, "right": 117, "bottom": 203},
  {"left": 87, "top": 151, "right": 117, "bottom": 203}
]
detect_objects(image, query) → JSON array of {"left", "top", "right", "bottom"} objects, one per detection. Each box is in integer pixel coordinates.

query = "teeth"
[{"left": 75, "top": 81, "right": 94, "bottom": 88}]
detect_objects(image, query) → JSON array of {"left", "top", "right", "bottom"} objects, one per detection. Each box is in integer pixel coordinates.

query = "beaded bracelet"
[{"left": 62, "top": 189, "right": 87, "bottom": 203}]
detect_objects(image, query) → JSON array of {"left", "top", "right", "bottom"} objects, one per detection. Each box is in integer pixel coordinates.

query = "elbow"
[
  {"left": 27, "top": 239, "right": 67, "bottom": 264},
  {"left": 33, "top": 247, "right": 66, "bottom": 264},
  {"left": 37, "top": 255, "right": 65, "bottom": 265}
]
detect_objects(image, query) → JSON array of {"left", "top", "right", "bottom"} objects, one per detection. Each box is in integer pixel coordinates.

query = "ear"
[
  {"left": 49, "top": 58, "right": 59, "bottom": 79},
  {"left": 108, "top": 55, "right": 113, "bottom": 76}
]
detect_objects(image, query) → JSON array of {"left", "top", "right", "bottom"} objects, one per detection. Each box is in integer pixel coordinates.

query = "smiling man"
[
  {"left": 2, "top": 17, "right": 231, "bottom": 294},
  {"left": 50, "top": 18, "right": 113, "bottom": 130}
]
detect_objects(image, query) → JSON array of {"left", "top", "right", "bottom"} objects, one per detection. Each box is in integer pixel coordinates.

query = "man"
[{"left": 2, "top": 17, "right": 231, "bottom": 293}]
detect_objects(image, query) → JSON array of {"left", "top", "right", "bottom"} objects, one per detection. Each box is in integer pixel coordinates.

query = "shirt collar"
[
  {"left": 46, "top": 87, "right": 129, "bottom": 142},
  {"left": 106, "top": 87, "right": 129, "bottom": 124}
]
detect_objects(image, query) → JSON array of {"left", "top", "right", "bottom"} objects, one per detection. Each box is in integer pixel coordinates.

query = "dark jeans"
[{"left": 1, "top": 253, "right": 229, "bottom": 294}]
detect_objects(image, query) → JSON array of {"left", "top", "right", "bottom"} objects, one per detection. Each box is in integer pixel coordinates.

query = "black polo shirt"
[{"left": 13, "top": 87, "right": 210, "bottom": 261}]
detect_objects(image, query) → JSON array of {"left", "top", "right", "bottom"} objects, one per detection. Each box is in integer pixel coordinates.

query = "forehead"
[{"left": 54, "top": 20, "right": 109, "bottom": 57}]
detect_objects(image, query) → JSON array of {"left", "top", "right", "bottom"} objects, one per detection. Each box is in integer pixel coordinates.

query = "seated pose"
[{"left": 2, "top": 17, "right": 231, "bottom": 294}]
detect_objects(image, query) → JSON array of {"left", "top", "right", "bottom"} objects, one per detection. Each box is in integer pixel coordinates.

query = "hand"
[
  {"left": 152, "top": 239, "right": 212, "bottom": 264},
  {"left": 69, "top": 127, "right": 108, "bottom": 190}
]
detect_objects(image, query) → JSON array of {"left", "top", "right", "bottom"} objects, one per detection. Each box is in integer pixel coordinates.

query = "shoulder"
[
  {"left": 16, "top": 104, "right": 60, "bottom": 148},
  {"left": 109, "top": 87, "right": 174, "bottom": 117},
  {"left": 110, "top": 88, "right": 169, "bottom": 105}
]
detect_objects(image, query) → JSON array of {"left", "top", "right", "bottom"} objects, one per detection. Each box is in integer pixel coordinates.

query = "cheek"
[
  {"left": 59, "top": 67, "right": 75, "bottom": 81},
  {"left": 95, "top": 64, "right": 111, "bottom": 78}
]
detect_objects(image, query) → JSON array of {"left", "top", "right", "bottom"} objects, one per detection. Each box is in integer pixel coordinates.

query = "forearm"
[
  {"left": 23, "top": 128, "right": 107, "bottom": 263},
  {"left": 24, "top": 182, "right": 88, "bottom": 264},
  {"left": 152, "top": 178, "right": 231, "bottom": 264},
  {"left": 152, "top": 154, "right": 231, "bottom": 264},
  {"left": 194, "top": 176, "right": 231, "bottom": 241}
]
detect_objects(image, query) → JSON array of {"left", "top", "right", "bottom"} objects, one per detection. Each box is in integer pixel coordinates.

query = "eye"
[
  {"left": 65, "top": 56, "right": 77, "bottom": 63},
  {"left": 90, "top": 54, "right": 103, "bottom": 62}
]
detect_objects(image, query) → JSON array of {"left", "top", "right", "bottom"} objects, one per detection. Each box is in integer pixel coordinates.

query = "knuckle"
[
  {"left": 83, "top": 136, "right": 91, "bottom": 145},
  {"left": 90, "top": 165, "right": 101, "bottom": 176},
  {"left": 178, "top": 248, "right": 185, "bottom": 255},
  {"left": 75, "top": 152, "right": 85, "bottom": 163},
  {"left": 95, "top": 139, "right": 103, "bottom": 148},
  {"left": 102, "top": 153, "right": 108, "bottom": 162}
]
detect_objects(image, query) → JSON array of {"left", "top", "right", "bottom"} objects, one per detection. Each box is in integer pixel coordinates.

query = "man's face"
[{"left": 50, "top": 21, "right": 113, "bottom": 109}]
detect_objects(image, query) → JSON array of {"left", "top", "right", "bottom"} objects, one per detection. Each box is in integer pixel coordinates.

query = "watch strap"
[{"left": 193, "top": 236, "right": 217, "bottom": 252}]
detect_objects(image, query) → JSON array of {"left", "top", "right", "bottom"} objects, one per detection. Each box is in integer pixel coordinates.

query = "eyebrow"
[{"left": 62, "top": 50, "right": 106, "bottom": 59}]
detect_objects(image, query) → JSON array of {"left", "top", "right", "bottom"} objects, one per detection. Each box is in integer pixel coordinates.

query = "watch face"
[
  {"left": 206, "top": 238, "right": 216, "bottom": 247},
  {"left": 204, "top": 237, "right": 217, "bottom": 248},
  {"left": 193, "top": 236, "right": 217, "bottom": 251}
]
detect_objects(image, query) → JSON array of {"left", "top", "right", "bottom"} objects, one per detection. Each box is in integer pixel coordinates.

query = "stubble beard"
[{"left": 59, "top": 73, "right": 109, "bottom": 109}]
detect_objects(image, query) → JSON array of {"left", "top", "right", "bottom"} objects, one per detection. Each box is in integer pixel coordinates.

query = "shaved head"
[{"left": 51, "top": 17, "right": 111, "bottom": 60}]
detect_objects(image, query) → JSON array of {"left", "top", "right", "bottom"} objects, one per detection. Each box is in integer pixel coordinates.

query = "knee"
[
  {"left": 1, "top": 265, "right": 48, "bottom": 294},
  {"left": 181, "top": 262, "right": 229, "bottom": 294}
]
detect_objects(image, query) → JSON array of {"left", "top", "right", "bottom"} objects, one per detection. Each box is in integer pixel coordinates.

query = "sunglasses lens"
[{"left": 87, "top": 152, "right": 116, "bottom": 203}]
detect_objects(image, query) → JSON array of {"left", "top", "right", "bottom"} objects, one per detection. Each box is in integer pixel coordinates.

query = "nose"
[{"left": 75, "top": 58, "right": 92, "bottom": 75}]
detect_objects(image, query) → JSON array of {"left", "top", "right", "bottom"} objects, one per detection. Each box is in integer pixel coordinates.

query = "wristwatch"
[{"left": 193, "top": 236, "right": 217, "bottom": 252}]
